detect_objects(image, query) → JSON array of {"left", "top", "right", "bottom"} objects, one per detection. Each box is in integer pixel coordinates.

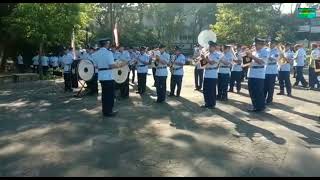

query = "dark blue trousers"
[
  {"left": 294, "top": 66, "right": 308, "bottom": 86},
  {"left": 100, "top": 80, "right": 115, "bottom": 115},
  {"left": 137, "top": 73, "right": 147, "bottom": 94},
  {"left": 170, "top": 75, "right": 183, "bottom": 96},
  {"left": 217, "top": 73, "right": 230, "bottom": 100},
  {"left": 278, "top": 71, "right": 291, "bottom": 95},
  {"left": 309, "top": 67, "right": 320, "bottom": 88},
  {"left": 156, "top": 76, "right": 167, "bottom": 102},
  {"left": 203, "top": 78, "right": 217, "bottom": 107},
  {"left": 264, "top": 74, "right": 277, "bottom": 103},
  {"left": 194, "top": 67, "right": 204, "bottom": 90},
  {"left": 230, "top": 71, "right": 242, "bottom": 92},
  {"left": 248, "top": 78, "right": 265, "bottom": 110},
  {"left": 64, "top": 72, "right": 72, "bottom": 91}
]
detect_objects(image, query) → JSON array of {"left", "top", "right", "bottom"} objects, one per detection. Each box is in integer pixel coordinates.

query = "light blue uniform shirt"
[
  {"left": 247, "top": 48, "right": 269, "bottom": 79},
  {"left": 204, "top": 51, "right": 220, "bottom": 79},
  {"left": 113, "top": 51, "right": 121, "bottom": 61},
  {"left": 32, "top": 55, "right": 39, "bottom": 65},
  {"left": 92, "top": 47, "right": 115, "bottom": 81},
  {"left": 265, "top": 47, "right": 279, "bottom": 74},
  {"left": 118, "top": 51, "right": 131, "bottom": 63},
  {"left": 232, "top": 51, "right": 243, "bottom": 72},
  {"left": 279, "top": 50, "right": 293, "bottom": 72},
  {"left": 293, "top": 48, "right": 306, "bottom": 67},
  {"left": 172, "top": 53, "right": 186, "bottom": 76},
  {"left": 218, "top": 51, "right": 233, "bottom": 74},
  {"left": 41, "top": 56, "right": 49, "bottom": 66},
  {"left": 50, "top": 56, "right": 59, "bottom": 67},
  {"left": 137, "top": 53, "right": 149, "bottom": 73},
  {"left": 156, "top": 52, "right": 170, "bottom": 77},
  {"left": 62, "top": 53, "right": 73, "bottom": 73}
]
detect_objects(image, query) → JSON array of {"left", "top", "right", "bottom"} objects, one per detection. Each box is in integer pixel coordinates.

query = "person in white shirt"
[
  {"left": 201, "top": 41, "right": 220, "bottom": 109},
  {"left": 293, "top": 44, "right": 308, "bottom": 87},
  {"left": 61, "top": 48, "right": 74, "bottom": 92},
  {"left": 277, "top": 42, "right": 293, "bottom": 96},
  {"left": 128, "top": 47, "right": 138, "bottom": 84},
  {"left": 16, "top": 53, "right": 24, "bottom": 73},
  {"left": 117, "top": 45, "right": 131, "bottom": 99},
  {"left": 194, "top": 44, "right": 204, "bottom": 91},
  {"left": 41, "top": 53, "right": 50, "bottom": 76},
  {"left": 308, "top": 43, "right": 320, "bottom": 89},
  {"left": 32, "top": 52, "right": 40, "bottom": 73},
  {"left": 217, "top": 45, "right": 234, "bottom": 101},
  {"left": 92, "top": 38, "right": 126, "bottom": 117},
  {"left": 229, "top": 45, "right": 244, "bottom": 93},
  {"left": 264, "top": 39, "right": 280, "bottom": 105},
  {"left": 155, "top": 44, "right": 170, "bottom": 103},
  {"left": 169, "top": 46, "right": 186, "bottom": 97},
  {"left": 246, "top": 38, "right": 269, "bottom": 112},
  {"left": 136, "top": 46, "right": 149, "bottom": 94},
  {"left": 50, "top": 54, "right": 59, "bottom": 71}
]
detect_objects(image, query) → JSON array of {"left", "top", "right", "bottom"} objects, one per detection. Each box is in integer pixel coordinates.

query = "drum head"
[
  {"left": 112, "top": 60, "right": 129, "bottom": 84},
  {"left": 77, "top": 59, "right": 95, "bottom": 81}
]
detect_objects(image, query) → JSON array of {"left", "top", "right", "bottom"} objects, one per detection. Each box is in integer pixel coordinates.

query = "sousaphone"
[{"left": 197, "top": 30, "right": 217, "bottom": 67}]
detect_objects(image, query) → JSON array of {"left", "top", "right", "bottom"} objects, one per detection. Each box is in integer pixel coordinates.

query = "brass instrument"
[
  {"left": 196, "top": 29, "right": 217, "bottom": 68},
  {"left": 169, "top": 54, "right": 176, "bottom": 74},
  {"left": 278, "top": 45, "right": 290, "bottom": 65}
]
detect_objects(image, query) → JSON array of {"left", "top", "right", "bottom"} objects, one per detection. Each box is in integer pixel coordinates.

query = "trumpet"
[{"left": 278, "top": 45, "right": 290, "bottom": 64}]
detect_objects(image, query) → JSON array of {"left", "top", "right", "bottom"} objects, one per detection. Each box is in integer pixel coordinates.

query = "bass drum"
[{"left": 77, "top": 59, "right": 95, "bottom": 82}]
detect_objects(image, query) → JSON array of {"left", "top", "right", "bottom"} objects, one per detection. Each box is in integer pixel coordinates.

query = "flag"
[
  {"left": 71, "top": 29, "right": 76, "bottom": 60},
  {"left": 114, "top": 22, "right": 119, "bottom": 47}
]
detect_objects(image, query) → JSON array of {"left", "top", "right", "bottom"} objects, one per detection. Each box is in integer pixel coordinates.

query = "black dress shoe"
[
  {"left": 207, "top": 106, "right": 215, "bottom": 109},
  {"left": 104, "top": 111, "right": 118, "bottom": 117},
  {"left": 228, "top": 89, "right": 234, "bottom": 93},
  {"left": 247, "top": 107, "right": 256, "bottom": 112},
  {"left": 200, "top": 105, "right": 208, "bottom": 108},
  {"left": 287, "top": 94, "right": 292, "bottom": 97},
  {"left": 135, "top": 91, "right": 141, "bottom": 94},
  {"left": 236, "top": 90, "right": 240, "bottom": 94},
  {"left": 277, "top": 92, "right": 284, "bottom": 95}
]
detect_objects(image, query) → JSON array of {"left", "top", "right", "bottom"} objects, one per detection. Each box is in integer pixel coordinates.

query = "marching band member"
[
  {"left": 308, "top": 43, "right": 320, "bottom": 89},
  {"left": 293, "top": 44, "right": 308, "bottom": 88},
  {"left": 61, "top": 47, "right": 73, "bottom": 92},
  {"left": 136, "top": 46, "right": 149, "bottom": 94},
  {"left": 16, "top": 53, "right": 24, "bottom": 73},
  {"left": 41, "top": 52, "right": 50, "bottom": 76},
  {"left": 229, "top": 45, "right": 244, "bottom": 93},
  {"left": 217, "top": 45, "right": 233, "bottom": 101},
  {"left": 93, "top": 38, "right": 126, "bottom": 117},
  {"left": 155, "top": 44, "right": 170, "bottom": 103},
  {"left": 246, "top": 38, "right": 269, "bottom": 112},
  {"left": 85, "top": 46, "right": 98, "bottom": 95},
  {"left": 194, "top": 45, "right": 204, "bottom": 91},
  {"left": 50, "top": 53, "right": 59, "bottom": 72},
  {"left": 128, "top": 47, "right": 138, "bottom": 84},
  {"left": 277, "top": 42, "right": 293, "bottom": 96},
  {"left": 201, "top": 41, "right": 220, "bottom": 109},
  {"left": 32, "top": 52, "right": 40, "bottom": 73},
  {"left": 169, "top": 46, "right": 186, "bottom": 97},
  {"left": 151, "top": 47, "right": 159, "bottom": 87},
  {"left": 118, "top": 45, "right": 131, "bottom": 99},
  {"left": 264, "top": 39, "right": 279, "bottom": 105}
]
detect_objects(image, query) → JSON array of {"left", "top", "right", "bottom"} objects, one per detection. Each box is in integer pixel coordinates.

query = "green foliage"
[
  {"left": 213, "top": 3, "right": 281, "bottom": 45},
  {"left": 4, "top": 3, "right": 99, "bottom": 50}
]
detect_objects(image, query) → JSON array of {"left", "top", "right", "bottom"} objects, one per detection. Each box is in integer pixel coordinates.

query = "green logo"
[{"left": 298, "top": 8, "right": 317, "bottom": 19}]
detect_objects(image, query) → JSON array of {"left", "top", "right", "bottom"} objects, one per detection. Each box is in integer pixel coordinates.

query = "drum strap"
[{"left": 98, "top": 67, "right": 112, "bottom": 71}]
